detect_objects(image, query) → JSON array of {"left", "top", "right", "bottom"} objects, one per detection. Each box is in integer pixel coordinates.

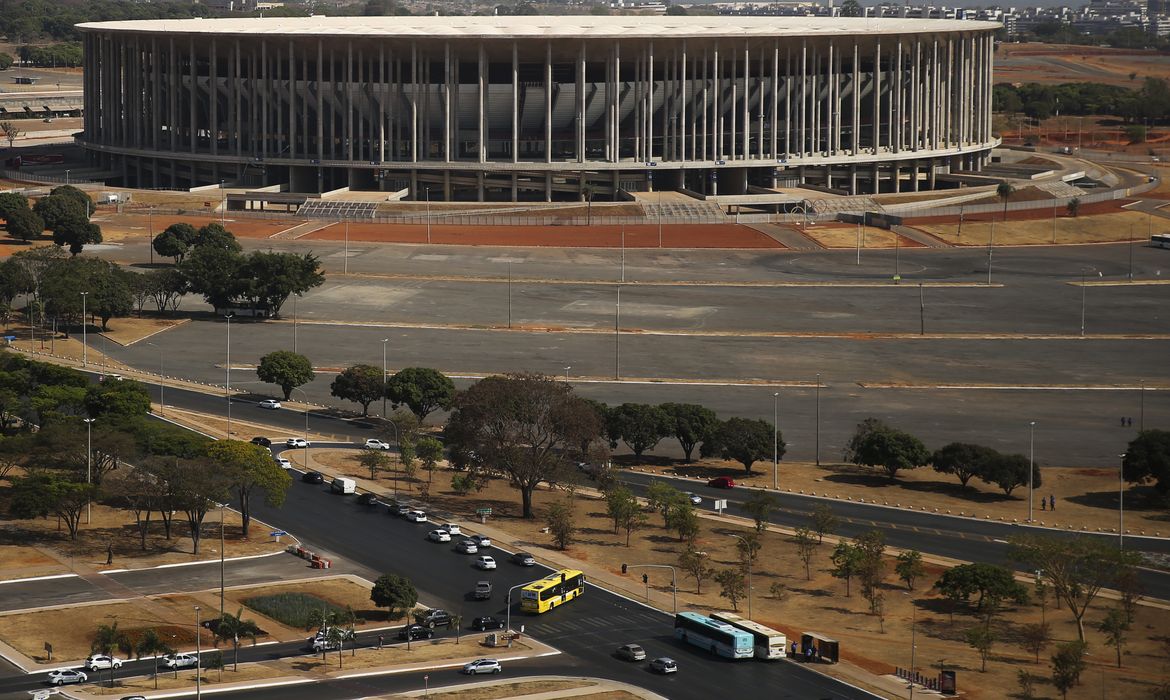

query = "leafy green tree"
[
  {"left": 933, "top": 563, "right": 1029, "bottom": 614},
  {"left": 167, "top": 456, "right": 232, "bottom": 554},
  {"left": 235, "top": 251, "right": 324, "bottom": 316},
  {"left": 996, "top": 182, "right": 1015, "bottom": 221},
  {"left": 714, "top": 568, "right": 745, "bottom": 611},
  {"left": 660, "top": 402, "right": 718, "bottom": 462},
  {"left": 8, "top": 472, "right": 96, "bottom": 540},
  {"left": 84, "top": 377, "right": 151, "bottom": 421},
  {"left": 646, "top": 480, "right": 685, "bottom": 527},
  {"left": 193, "top": 223, "right": 242, "bottom": 252},
  {"left": 0, "top": 53, "right": 11, "bottom": 70},
  {"left": 735, "top": 531, "right": 762, "bottom": 569},
  {"left": 215, "top": 607, "right": 261, "bottom": 670},
  {"left": 741, "top": 490, "right": 779, "bottom": 533},
  {"left": 385, "top": 367, "right": 455, "bottom": 422},
  {"left": 965, "top": 625, "right": 996, "bottom": 672},
  {"left": 330, "top": 364, "right": 384, "bottom": 416},
  {"left": 793, "top": 527, "right": 818, "bottom": 580},
  {"left": 358, "top": 447, "right": 391, "bottom": 480},
  {"left": 932, "top": 442, "right": 998, "bottom": 489},
  {"left": 0, "top": 192, "right": 28, "bottom": 219},
  {"left": 50, "top": 185, "right": 93, "bottom": 212},
  {"left": 1020, "top": 622, "right": 1052, "bottom": 664},
  {"left": 715, "top": 417, "right": 778, "bottom": 473},
  {"left": 370, "top": 573, "right": 418, "bottom": 621},
  {"left": 52, "top": 212, "right": 102, "bottom": 254},
  {"left": 91, "top": 620, "right": 132, "bottom": 686},
  {"left": 1096, "top": 608, "right": 1130, "bottom": 668},
  {"left": 1066, "top": 198, "right": 1080, "bottom": 217},
  {"left": 669, "top": 502, "right": 700, "bottom": 544},
  {"left": 986, "top": 453, "right": 1041, "bottom": 496},
  {"left": 840, "top": 0, "right": 861, "bottom": 15},
  {"left": 144, "top": 267, "right": 188, "bottom": 313},
  {"left": 33, "top": 193, "right": 85, "bottom": 230},
  {"left": 545, "top": 499, "right": 575, "bottom": 550},
  {"left": 152, "top": 224, "right": 196, "bottom": 263},
  {"left": 206, "top": 439, "right": 291, "bottom": 538},
  {"left": 1051, "top": 641, "right": 1087, "bottom": 699},
  {"left": 855, "top": 530, "right": 888, "bottom": 613},
  {"left": 845, "top": 418, "right": 930, "bottom": 479},
  {"left": 134, "top": 629, "right": 174, "bottom": 689},
  {"left": 1123, "top": 429, "right": 1170, "bottom": 498},
  {"left": 180, "top": 245, "right": 244, "bottom": 311},
  {"left": 604, "top": 485, "right": 639, "bottom": 535},
  {"left": 608, "top": 403, "right": 671, "bottom": 457},
  {"left": 256, "top": 351, "right": 315, "bottom": 401},
  {"left": 678, "top": 547, "right": 715, "bottom": 593},
  {"left": 830, "top": 541, "right": 862, "bottom": 596},
  {"left": 895, "top": 550, "right": 925, "bottom": 590},
  {"left": 810, "top": 503, "right": 838, "bottom": 544},
  {"left": 416, "top": 436, "right": 443, "bottom": 489},
  {"left": 4, "top": 206, "right": 43, "bottom": 242}
]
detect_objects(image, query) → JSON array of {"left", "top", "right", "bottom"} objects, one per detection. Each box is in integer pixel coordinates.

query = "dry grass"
[
  {"left": 801, "top": 225, "right": 925, "bottom": 249},
  {"left": 81, "top": 664, "right": 284, "bottom": 696},
  {"left": 916, "top": 208, "right": 1158, "bottom": 246},
  {"left": 0, "top": 545, "right": 65, "bottom": 581},
  {"left": 227, "top": 577, "right": 389, "bottom": 637},
  {"left": 97, "top": 316, "right": 189, "bottom": 346},
  {"left": 425, "top": 679, "right": 593, "bottom": 700}
]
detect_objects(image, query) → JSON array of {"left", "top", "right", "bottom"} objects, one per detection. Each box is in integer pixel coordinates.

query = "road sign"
[
  {"left": 475, "top": 508, "right": 492, "bottom": 515},
  {"left": 714, "top": 499, "right": 728, "bottom": 514},
  {"left": 269, "top": 530, "right": 287, "bottom": 538}
]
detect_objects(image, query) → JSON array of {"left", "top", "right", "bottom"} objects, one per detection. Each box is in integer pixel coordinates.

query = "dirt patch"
[
  {"left": 801, "top": 225, "right": 926, "bottom": 249},
  {"left": 913, "top": 207, "right": 1158, "bottom": 246},
  {"left": 0, "top": 545, "right": 65, "bottom": 581},
  {"left": 98, "top": 316, "right": 188, "bottom": 347},
  {"left": 995, "top": 42, "right": 1170, "bottom": 87},
  {"left": 90, "top": 212, "right": 303, "bottom": 244},
  {"left": 426, "top": 680, "right": 593, "bottom": 700}
]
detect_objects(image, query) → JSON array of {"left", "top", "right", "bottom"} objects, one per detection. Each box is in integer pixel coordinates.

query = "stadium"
[{"left": 77, "top": 16, "right": 999, "bottom": 203}]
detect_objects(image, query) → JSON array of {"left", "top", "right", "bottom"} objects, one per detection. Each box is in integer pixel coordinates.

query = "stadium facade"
[{"left": 77, "top": 16, "right": 999, "bottom": 202}]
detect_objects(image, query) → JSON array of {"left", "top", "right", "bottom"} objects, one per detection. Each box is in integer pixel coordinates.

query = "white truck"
[{"left": 330, "top": 477, "right": 356, "bottom": 494}]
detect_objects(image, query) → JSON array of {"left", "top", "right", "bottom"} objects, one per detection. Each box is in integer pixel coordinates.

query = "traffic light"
[
  {"left": 642, "top": 573, "right": 648, "bottom": 584},
  {"left": 621, "top": 563, "right": 627, "bottom": 575}
]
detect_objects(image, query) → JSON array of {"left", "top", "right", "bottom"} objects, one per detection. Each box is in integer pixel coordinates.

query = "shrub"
[{"left": 244, "top": 593, "right": 352, "bottom": 630}]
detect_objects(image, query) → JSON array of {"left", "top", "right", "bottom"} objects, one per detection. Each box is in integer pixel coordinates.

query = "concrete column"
[
  {"left": 445, "top": 42, "right": 452, "bottom": 164},
  {"left": 742, "top": 43, "right": 749, "bottom": 160},
  {"left": 714, "top": 43, "right": 721, "bottom": 161},
  {"left": 771, "top": 41, "right": 778, "bottom": 159},
  {"left": 546, "top": 42, "right": 553, "bottom": 164},
  {"left": 681, "top": 41, "right": 688, "bottom": 163},
  {"left": 784, "top": 46, "right": 791, "bottom": 158},
  {"left": 701, "top": 46, "right": 708, "bottom": 162},
  {"left": 579, "top": 41, "right": 587, "bottom": 163},
  {"left": 799, "top": 40, "right": 807, "bottom": 157},
  {"left": 316, "top": 40, "right": 325, "bottom": 164},
  {"left": 512, "top": 41, "right": 519, "bottom": 164},
  {"left": 647, "top": 41, "right": 654, "bottom": 161}
]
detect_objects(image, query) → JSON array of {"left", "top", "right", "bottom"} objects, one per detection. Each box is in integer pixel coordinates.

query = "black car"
[
  {"left": 470, "top": 616, "right": 505, "bottom": 631},
  {"left": 250, "top": 436, "right": 272, "bottom": 447},
  {"left": 414, "top": 608, "right": 452, "bottom": 628},
  {"left": 301, "top": 471, "right": 325, "bottom": 484},
  {"left": 357, "top": 492, "right": 379, "bottom": 506},
  {"left": 510, "top": 551, "right": 536, "bottom": 566},
  {"left": 397, "top": 624, "right": 434, "bottom": 641}
]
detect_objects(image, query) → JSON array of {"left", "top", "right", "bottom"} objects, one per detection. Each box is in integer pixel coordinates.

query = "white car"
[
  {"left": 685, "top": 492, "right": 702, "bottom": 505},
  {"left": 258, "top": 399, "right": 282, "bottom": 409},
  {"left": 276, "top": 457, "right": 292, "bottom": 469},
  {"left": 84, "top": 654, "right": 124, "bottom": 670},
  {"left": 469, "top": 534, "right": 492, "bottom": 548},
  {"left": 364, "top": 439, "right": 390, "bottom": 450},
  {"left": 162, "top": 653, "right": 199, "bottom": 669},
  {"left": 405, "top": 510, "right": 427, "bottom": 523},
  {"left": 286, "top": 437, "right": 310, "bottom": 448},
  {"left": 462, "top": 658, "right": 502, "bottom": 675},
  {"left": 455, "top": 539, "right": 479, "bottom": 554},
  {"left": 427, "top": 529, "right": 451, "bottom": 543},
  {"left": 475, "top": 555, "right": 497, "bottom": 570},
  {"left": 47, "top": 669, "right": 88, "bottom": 685},
  {"left": 439, "top": 523, "right": 462, "bottom": 536}
]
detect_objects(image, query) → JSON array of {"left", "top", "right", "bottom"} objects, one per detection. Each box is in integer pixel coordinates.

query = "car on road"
[
  {"left": 415, "top": 609, "right": 452, "bottom": 629},
  {"left": 469, "top": 534, "right": 492, "bottom": 548},
  {"left": 510, "top": 551, "right": 536, "bottom": 566},
  {"left": 258, "top": 399, "right": 282, "bottom": 409},
  {"left": 119, "top": 695, "right": 148, "bottom": 700},
  {"left": 84, "top": 654, "right": 124, "bottom": 670},
  {"left": 439, "top": 523, "right": 461, "bottom": 535},
  {"left": 650, "top": 657, "right": 678, "bottom": 674},
  {"left": 301, "top": 471, "right": 324, "bottom": 484},
  {"left": 685, "top": 492, "right": 702, "bottom": 505},
  {"left": 47, "top": 669, "right": 88, "bottom": 685},
  {"left": 357, "top": 492, "right": 379, "bottom": 506},
  {"left": 455, "top": 539, "right": 478, "bottom": 554},
  {"left": 615, "top": 643, "right": 646, "bottom": 661},
  {"left": 286, "top": 437, "right": 310, "bottom": 448},
  {"left": 707, "top": 476, "right": 735, "bottom": 489},
  {"left": 363, "top": 438, "right": 390, "bottom": 450},
  {"left": 276, "top": 457, "right": 292, "bottom": 469},
  {"left": 462, "top": 658, "right": 502, "bottom": 675},
  {"left": 474, "top": 555, "right": 497, "bottom": 570},
  {"left": 473, "top": 580, "right": 493, "bottom": 599},
  {"left": 250, "top": 436, "right": 272, "bottom": 447},
  {"left": 392, "top": 503, "right": 412, "bottom": 517},
  {"left": 397, "top": 624, "right": 434, "bottom": 641},
  {"left": 310, "top": 636, "right": 341, "bottom": 651},
  {"left": 427, "top": 529, "right": 451, "bottom": 543},
  {"left": 405, "top": 510, "right": 427, "bottom": 523},
  {"left": 470, "top": 616, "right": 505, "bottom": 631},
  {"left": 162, "top": 653, "right": 199, "bottom": 669}
]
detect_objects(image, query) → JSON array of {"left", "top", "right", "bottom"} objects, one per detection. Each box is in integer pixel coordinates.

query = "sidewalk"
[{"left": 395, "top": 675, "right": 670, "bottom": 700}]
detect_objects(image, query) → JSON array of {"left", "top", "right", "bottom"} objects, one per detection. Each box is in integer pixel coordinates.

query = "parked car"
[
  {"left": 455, "top": 539, "right": 479, "bottom": 554},
  {"left": 286, "top": 437, "right": 310, "bottom": 448},
  {"left": 357, "top": 492, "right": 379, "bottom": 506},
  {"left": 364, "top": 438, "right": 390, "bottom": 450},
  {"left": 84, "top": 654, "right": 124, "bottom": 670},
  {"left": 473, "top": 580, "right": 493, "bottom": 599},
  {"left": 474, "top": 555, "right": 497, "bottom": 570},
  {"left": 414, "top": 608, "right": 452, "bottom": 629},
  {"left": 707, "top": 476, "right": 736, "bottom": 489},
  {"left": 405, "top": 510, "right": 427, "bottom": 523},
  {"left": 161, "top": 653, "right": 199, "bottom": 669},
  {"left": 301, "top": 471, "right": 324, "bottom": 484},
  {"left": 250, "top": 436, "right": 272, "bottom": 447},
  {"left": 397, "top": 624, "right": 434, "bottom": 641},
  {"left": 650, "top": 657, "right": 678, "bottom": 674},
  {"left": 470, "top": 616, "right": 505, "bottom": 631},
  {"left": 427, "top": 529, "right": 451, "bottom": 543},
  {"left": 258, "top": 399, "right": 282, "bottom": 409},
  {"left": 469, "top": 534, "right": 492, "bottom": 548},
  {"left": 393, "top": 503, "right": 412, "bottom": 516},
  {"left": 510, "top": 551, "right": 536, "bottom": 566},
  {"left": 119, "top": 695, "right": 148, "bottom": 700},
  {"left": 309, "top": 636, "right": 341, "bottom": 651},
  {"left": 47, "top": 669, "right": 88, "bottom": 685},
  {"left": 685, "top": 492, "right": 702, "bottom": 505},
  {"left": 276, "top": 457, "right": 292, "bottom": 469},
  {"left": 439, "top": 523, "right": 462, "bottom": 536},
  {"left": 615, "top": 643, "right": 646, "bottom": 661},
  {"left": 462, "top": 658, "right": 502, "bottom": 675}
]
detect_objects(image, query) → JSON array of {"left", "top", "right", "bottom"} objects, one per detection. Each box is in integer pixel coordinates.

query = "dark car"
[
  {"left": 250, "top": 436, "right": 272, "bottom": 447},
  {"left": 414, "top": 608, "right": 452, "bottom": 628},
  {"left": 471, "top": 616, "right": 505, "bottom": 631},
  {"left": 397, "top": 624, "right": 434, "bottom": 641},
  {"left": 707, "top": 476, "right": 736, "bottom": 489},
  {"left": 301, "top": 471, "right": 325, "bottom": 484},
  {"left": 357, "top": 492, "right": 379, "bottom": 506},
  {"left": 510, "top": 551, "right": 536, "bottom": 566}
]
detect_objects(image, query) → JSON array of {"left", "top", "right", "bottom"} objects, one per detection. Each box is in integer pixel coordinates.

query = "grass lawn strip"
[{"left": 421, "top": 679, "right": 594, "bottom": 700}]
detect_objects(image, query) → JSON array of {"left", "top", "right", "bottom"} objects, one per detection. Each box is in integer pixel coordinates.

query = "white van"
[{"left": 330, "top": 477, "right": 355, "bottom": 494}]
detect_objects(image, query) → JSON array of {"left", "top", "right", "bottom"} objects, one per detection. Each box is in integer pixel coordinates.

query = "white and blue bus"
[
  {"left": 673, "top": 612, "right": 754, "bottom": 659},
  {"left": 710, "top": 611, "right": 787, "bottom": 660},
  {"left": 1151, "top": 233, "right": 1170, "bottom": 249}
]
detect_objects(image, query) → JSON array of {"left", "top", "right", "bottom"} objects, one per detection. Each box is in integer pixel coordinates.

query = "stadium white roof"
[{"left": 77, "top": 16, "right": 999, "bottom": 39}]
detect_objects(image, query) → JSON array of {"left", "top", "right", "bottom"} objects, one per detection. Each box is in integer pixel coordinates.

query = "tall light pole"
[
  {"left": 219, "top": 501, "right": 225, "bottom": 620},
  {"left": 1119, "top": 452, "right": 1126, "bottom": 550},
  {"left": 225, "top": 313, "right": 234, "bottom": 435},
  {"left": 729, "top": 534, "right": 753, "bottom": 620},
  {"left": 220, "top": 180, "right": 226, "bottom": 225},
  {"left": 148, "top": 207, "right": 154, "bottom": 267},
  {"left": 815, "top": 373, "right": 822, "bottom": 466},
  {"left": 84, "top": 417, "right": 95, "bottom": 524},
  {"left": 506, "top": 578, "right": 543, "bottom": 633},
  {"left": 905, "top": 593, "right": 917, "bottom": 700},
  {"left": 1028, "top": 421, "right": 1036, "bottom": 523},
  {"left": 1140, "top": 379, "right": 1145, "bottom": 432},
  {"left": 773, "top": 391, "right": 780, "bottom": 490},
  {"left": 1080, "top": 269, "right": 1087, "bottom": 337},
  {"left": 195, "top": 605, "right": 202, "bottom": 699},
  {"left": 1128, "top": 224, "right": 1135, "bottom": 282},
  {"left": 987, "top": 220, "right": 995, "bottom": 286},
  {"left": 425, "top": 186, "right": 431, "bottom": 245},
  {"left": 344, "top": 222, "right": 350, "bottom": 275},
  {"left": 292, "top": 295, "right": 298, "bottom": 353},
  {"left": 382, "top": 338, "right": 390, "bottom": 417},
  {"left": 148, "top": 341, "right": 164, "bottom": 413},
  {"left": 80, "top": 291, "right": 88, "bottom": 368},
  {"left": 614, "top": 286, "right": 621, "bottom": 380},
  {"left": 564, "top": 365, "right": 572, "bottom": 382},
  {"left": 290, "top": 388, "right": 311, "bottom": 471}
]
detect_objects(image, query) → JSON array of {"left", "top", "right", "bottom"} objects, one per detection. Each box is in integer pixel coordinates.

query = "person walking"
[
  {"left": 377, "top": 634, "right": 383, "bottom": 650},
  {"left": 1049, "top": 494, "right": 1055, "bottom": 511}
]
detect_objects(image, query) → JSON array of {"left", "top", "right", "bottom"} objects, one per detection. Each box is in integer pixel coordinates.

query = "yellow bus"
[{"left": 519, "top": 569, "right": 585, "bottom": 613}]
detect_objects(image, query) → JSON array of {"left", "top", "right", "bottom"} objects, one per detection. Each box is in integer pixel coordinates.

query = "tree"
[
  {"left": 4, "top": 206, "right": 43, "bottom": 242},
  {"left": 1, "top": 121, "right": 20, "bottom": 147},
  {"left": 892, "top": 550, "right": 923, "bottom": 591},
  {"left": 996, "top": 182, "right": 1015, "bottom": 221},
  {"left": 1066, "top": 197, "right": 1080, "bottom": 218},
  {"left": 1096, "top": 608, "right": 1129, "bottom": 668},
  {"left": 193, "top": 223, "right": 242, "bottom": 252},
  {"left": 8, "top": 472, "right": 96, "bottom": 540},
  {"left": 716, "top": 417, "right": 778, "bottom": 473},
  {"left": 1019, "top": 622, "right": 1052, "bottom": 664},
  {"left": 50, "top": 185, "right": 94, "bottom": 213},
  {"left": 845, "top": 418, "right": 929, "bottom": 479},
  {"left": 855, "top": 530, "right": 887, "bottom": 612},
  {"left": 830, "top": 541, "right": 862, "bottom": 596},
  {"left": 714, "top": 568, "right": 745, "bottom": 611},
  {"left": 965, "top": 625, "right": 996, "bottom": 672},
  {"left": 678, "top": 548, "right": 715, "bottom": 594},
  {"left": 106, "top": 466, "right": 162, "bottom": 550},
  {"left": 215, "top": 608, "right": 260, "bottom": 671},
  {"left": 358, "top": 447, "right": 391, "bottom": 480},
  {"left": 1050, "top": 641, "right": 1087, "bottom": 699},
  {"left": 660, "top": 402, "right": 718, "bottom": 462},
  {"left": 134, "top": 629, "right": 174, "bottom": 689},
  {"left": 810, "top": 503, "right": 838, "bottom": 544},
  {"left": 985, "top": 453, "right": 1041, "bottom": 496},
  {"left": 330, "top": 364, "right": 385, "bottom": 416},
  {"left": 84, "top": 377, "right": 151, "bottom": 421},
  {"left": 741, "top": 490, "right": 779, "bottom": 533},
  {"left": 444, "top": 373, "right": 602, "bottom": 518},
  {"left": 1122, "top": 429, "right": 1170, "bottom": 498},
  {"left": 0, "top": 192, "right": 28, "bottom": 220},
  {"left": 793, "top": 527, "right": 818, "bottom": 580},
  {"left": 608, "top": 403, "right": 671, "bottom": 457},
  {"left": 646, "top": 480, "right": 686, "bottom": 527},
  {"left": 152, "top": 223, "right": 197, "bottom": 263},
  {"left": 735, "top": 531, "right": 762, "bottom": 569},
  {"left": 91, "top": 620, "right": 132, "bottom": 686},
  {"left": 370, "top": 573, "right": 418, "bottom": 621},
  {"left": 144, "top": 268, "right": 188, "bottom": 313},
  {"left": 933, "top": 563, "right": 1029, "bottom": 615},
  {"left": 256, "top": 351, "right": 314, "bottom": 401},
  {"left": 385, "top": 367, "right": 455, "bottom": 422},
  {"left": 206, "top": 440, "right": 291, "bottom": 538},
  {"left": 670, "top": 503, "right": 700, "bottom": 544},
  {"left": 931, "top": 442, "right": 997, "bottom": 489},
  {"left": 168, "top": 457, "right": 231, "bottom": 554},
  {"left": 605, "top": 486, "right": 644, "bottom": 545},
  {"left": 53, "top": 217, "right": 101, "bottom": 255},
  {"left": 416, "top": 436, "right": 443, "bottom": 489},
  {"left": 180, "top": 245, "right": 243, "bottom": 310},
  {"left": 545, "top": 499, "right": 575, "bottom": 550},
  {"left": 234, "top": 251, "right": 324, "bottom": 316},
  {"left": 840, "top": 0, "right": 861, "bottom": 15}
]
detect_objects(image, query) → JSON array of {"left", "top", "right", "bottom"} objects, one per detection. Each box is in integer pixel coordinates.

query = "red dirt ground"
[
  {"left": 111, "top": 213, "right": 302, "bottom": 240},
  {"left": 306, "top": 222, "right": 783, "bottom": 248},
  {"left": 904, "top": 197, "right": 1132, "bottom": 226}
]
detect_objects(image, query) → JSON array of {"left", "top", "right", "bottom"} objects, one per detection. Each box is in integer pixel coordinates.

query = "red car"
[{"left": 707, "top": 476, "right": 736, "bottom": 489}]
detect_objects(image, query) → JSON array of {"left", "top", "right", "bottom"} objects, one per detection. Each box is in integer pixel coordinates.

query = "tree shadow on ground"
[{"left": 822, "top": 472, "right": 1019, "bottom": 504}]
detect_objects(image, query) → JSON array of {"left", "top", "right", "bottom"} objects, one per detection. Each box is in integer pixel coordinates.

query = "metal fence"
[{"left": 1, "top": 169, "right": 101, "bottom": 187}]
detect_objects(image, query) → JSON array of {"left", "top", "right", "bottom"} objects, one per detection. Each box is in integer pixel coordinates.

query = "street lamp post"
[
  {"left": 728, "top": 534, "right": 753, "bottom": 620},
  {"left": 614, "top": 286, "right": 621, "bottom": 380},
  {"left": 80, "top": 291, "right": 88, "bottom": 368},
  {"left": 195, "top": 606, "right": 202, "bottom": 699},
  {"left": 1119, "top": 452, "right": 1126, "bottom": 550},
  {"left": 1028, "top": 421, "right": 1036, "bottom": 523},
  {"left": 220, "top": 501, "right": 225, "bottom": 620},
  {"left": 148, "top": 342, "right": 164, "bottom": 413},
  {"left": 905, "top": 593, "right": 917, "bottom": 700},
  {"left": 815, "top": 373, "right": 822, "bottom": 466},
  {"left": 65, "top": 169, "right": 70, "bottom": 185},
  {"left": 425, "top": 186, "right": 431, "bottom": 244},
  {"left": 148, "top": 207, "right": 154, "bottom": 267},
  {"left": 1080, "top": 269, "right": 1087, "bottom": 337},
  {"left": 773, "top": 392, "right": 779, "bottom": 490},
  {"left": 225, "top": 313, "right": 234, "bottom": 435},
  {"left": 382, "top": 338, "right": 390, "bottom": 418},
  {"left": 220, "top": 180, "right": 226, "bottom": 225},
  {"left": 623, "top": 563, "right": 678, "bottom": 613},
  {"left": 564, "top": 365, "right": 571, "bottom": 382},
  {"left": 84, "top": 418, "right": 95, "bottom": 524},
  {"left": 506, "top": 578, "right": 543, "bottom": 633}
]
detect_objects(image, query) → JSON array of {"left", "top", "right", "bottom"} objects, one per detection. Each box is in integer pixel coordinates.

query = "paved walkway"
[
  {"left": 396, "top": 675, "right": 670, "bottom": 700},
  {"left": 891, "top": 225, "right": 951, "bottom": 248},
  {"left": 746, "top": 222, "right": 825, "bottom": 250}
]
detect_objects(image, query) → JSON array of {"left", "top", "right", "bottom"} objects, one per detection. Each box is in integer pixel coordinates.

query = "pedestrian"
[
  {"left": 1127, "top": 417, "right": 1133, "bottom": 427},
  {"left": 1040, "top": 499, "right": 1046, "bottom": 512},
  {"left": 377, "top": 634, "right": 383, "bottom": 650},
  {"left": 1121, "top": 416, "right": 1126, "bottom": 426},
  {"left": 791, "top": 640, "right": 798, "bottom": 658},
  {"left": 1049, "top": 494, "right": 1056, "bottom": 511},
  {"left": 106, "top": 543, "right": 113, "bottom": 566}
]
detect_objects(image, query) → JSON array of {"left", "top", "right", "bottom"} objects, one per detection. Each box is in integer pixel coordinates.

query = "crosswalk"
[{"left": 529, "top": 609, "right": 669, "bottom": 641}]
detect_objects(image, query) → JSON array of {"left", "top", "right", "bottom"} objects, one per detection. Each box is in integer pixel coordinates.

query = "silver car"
[
  {"left": 462, "top": 658, "right": 502, "bottom": 675},
  {"left": 650, "top": 657, "right": 678, "bottom": 674},
  {"left": 47, "top": 669, "right": 88, "bottom": 685}
]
